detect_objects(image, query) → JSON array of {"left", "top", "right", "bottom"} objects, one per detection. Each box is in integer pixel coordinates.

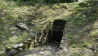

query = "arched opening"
[{"left": 47, "top": 19, "right": 66, "bottom": 43}]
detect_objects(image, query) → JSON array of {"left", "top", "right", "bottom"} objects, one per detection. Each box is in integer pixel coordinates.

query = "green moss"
[
  {"left": 6, "top": 44, "right": 12, "bottom": 50},
  {"left": 77, "top": 31, "right": 82, "bottom": 34},
  {"left": 23, "top": 44, "right": 28, "bottom": 49},
  {"left": 0, "top": 53, "right": 4, "bottom": 56},
  {"left": 68, "top": 35, "right": 73, "bottom": 39},
  {"left": 18, "top": 33, "right": 27, "bottom": 42},
  {"left": 68, "top": 33, "right": 73, "bottom": 39},
  {"left": 69, "top": 38, "right": 76, "bottom": 46},
  {"left": 82, "top": 40, "right": 90, "bottom": 48},
  {"left": 72, "top": 44, "right": 77, "bottom": 48},
  {"left": 0, "top": 19, "right": 3, "bottom": 24},
  {"left": 18, "top": 14, "right": 23, "bottom": 19},
  {"left": 43, "top": 15, "right": 48, "bottom": 18},
  {"left": 71, "top": 52, "right": 82, "bottom": 56}
]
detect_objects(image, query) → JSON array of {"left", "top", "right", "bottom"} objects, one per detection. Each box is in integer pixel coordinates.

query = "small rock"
[
  {"left": 78, "top": 0, "right": 84, "bottom": 2},
  {"left": 18, "top": 43, "right": 23, "bottom": 48},
  {"left": 31, "top": 23, "right": 35, "bottom": 26},
  {"left": 64, "top": 47, "right": 68, "bottom": 52},
  {"left": 17, "top": 48, "right": 23, "bottom": 51},
  {"left": 13, "top": 45, "right": 19, "bottom": 49},
  {"left": 30, "top": 33, "right": 36, "bottom": 37},
  {"left": 24, "top": 41, "right": 29, "bottom": 44},
  {"left": 27, "top": 38, "right": 32, "bottom": 42},
  {"left": 39, "top": 51, "right": 44, "bottom": 54},
  {"left": 8, "top": 49, "right": 18, "bottom": 56},
  {"left": 16, "top": 23, "right": 29, "bottom": 30}
]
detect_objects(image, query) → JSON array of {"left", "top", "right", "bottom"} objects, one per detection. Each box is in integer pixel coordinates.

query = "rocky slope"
[{"left": 0, "top": 0, "right": 98, "bottom": 56}]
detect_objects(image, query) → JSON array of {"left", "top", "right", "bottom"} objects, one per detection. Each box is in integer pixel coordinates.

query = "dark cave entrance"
[{"left": 47, "top": 19, "right": 66, "bottom": 43}]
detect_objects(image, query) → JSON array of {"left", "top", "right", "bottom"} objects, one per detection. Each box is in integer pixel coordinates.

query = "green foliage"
[
  {"left": 0, "top": 1, "right": 8, "bottom": 8},
  {"left": 43, "top": 0, "right": 78, "bottom": 4},
  {"left": 43, "top": 15, "right": 48, "bottom": 18},
  {"left": 7, "top": 0, "right": 78, "bottom": 4},
  {"left": 87, "top": 13, "right": 98, "bottom": 22},
  {"left": 62, "top": 18, "right": 70, "bottom": 20},
  {"left": 43, "top": 0, "right": 58, "bottom": 4},
  {"left": 68, "top": 33, "right": 77, "bottom": 46},
  {"left": 72, "top": 44, "right": 77, "bottom": 48},
  {"left": 68, "top": 34, "right": 73, "bottom": 39},
  {"left": 0, "top": 19, "right": 3, "bottom": 24},
  {"left": 0, "top": 52, "right": 4, "bottom": 56},
  {"left": 82, "top": 40, "right": 90, "bottom": 48},
  {"left": 71, "top": 52, "right": 82, "bottom": 56},
  {"left": 69, "top": 1, "right": 98, "bottom": 28},
  {"left": 18, "top": 14, "right": 23, "bottom": 19},
  {"left": 16, "top": 35, "right": 24, "bottom": 42},
  {"left": 59, "top": 0, "right": 78, "bottom": 3},
  {"left": 12, "top": 0, "right": 33, "bottom": 2},
  {"left": 69, "top": 37, "right": 76, "bottom": 46},
  {"left": 8, "top": 32, "right": 27, "bottom": 42},
  {"left": 73, "top": 15, "right": 86, "bottom": 26},
  {"left": 0, "top": 27, "right": 10, "bottom": 38},
  {"left": 68, "top": 33, "right": 73, "bottom": 39},
  {"left": 70, "top": 38, "right": 76, "bottom": 44},
  {"left": 35, "top": 25, "right": 43, "bottom": 29},
  {"left": 32, "top": 0, "right": 41, "bottom": 3},
  {"left": 77, "top": 31, "right": 82, "bottom": 34}
]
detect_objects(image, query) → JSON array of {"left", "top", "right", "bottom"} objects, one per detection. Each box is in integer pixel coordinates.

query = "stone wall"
[{"left": 5, "top": 19, "right": 66, "bottom": 56}]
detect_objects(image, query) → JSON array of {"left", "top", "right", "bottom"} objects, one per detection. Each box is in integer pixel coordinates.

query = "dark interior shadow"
[{"left": 47, "top": 19, "right": 66, "bottom": 47}]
